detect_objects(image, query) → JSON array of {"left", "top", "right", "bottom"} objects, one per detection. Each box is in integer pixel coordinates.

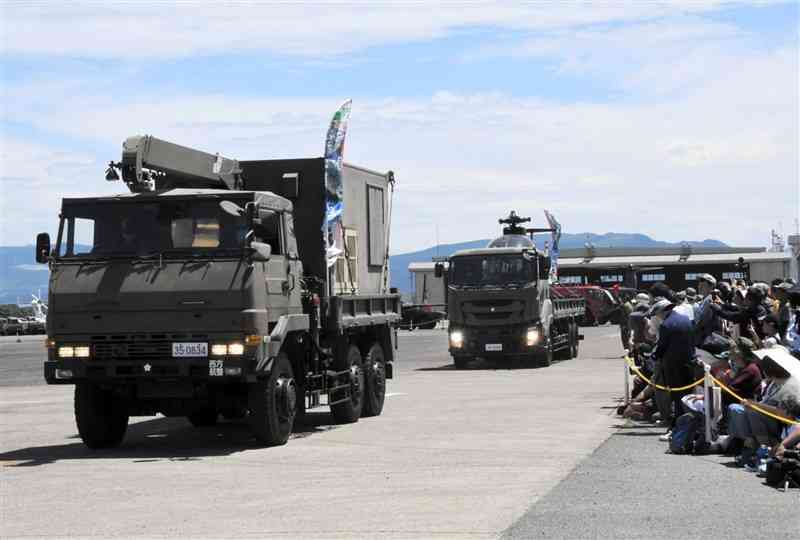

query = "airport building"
[{"left": 407, "top": 245, "right": 797, "bottom": 305}]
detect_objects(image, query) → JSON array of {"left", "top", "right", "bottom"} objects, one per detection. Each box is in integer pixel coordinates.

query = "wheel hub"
[{"left": 276, "top": 376, "right": 297, "bottom": 418}]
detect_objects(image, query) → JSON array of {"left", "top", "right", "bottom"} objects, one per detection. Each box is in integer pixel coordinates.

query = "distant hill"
[
  {"left": 0, "top": 233, "right": 727, "bottom": 302},
  {"left": 388, "top": 233, "right": 727, "bottom": 293}
]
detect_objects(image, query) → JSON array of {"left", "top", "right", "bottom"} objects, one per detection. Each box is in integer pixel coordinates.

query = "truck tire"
[
  {"left": 535, "top": 340, "right": 553, "bottom": 368},
  {"left": 188, "top": 409, "right": 218, "bottom": 427},
  {"left": 570, "top": 322, "right": 579, "bottom": 358},
  {"left": 362, "top": 342, "right": 386, "bottom": 417},
  {"left": 248, "top": 352, "right": 297, "bottom": 446},
  {"left": 453, "top": 356, "right": 471, "bottom": 369},
  {"left": 74, "top": 383, "right": 129, "bottom": 449},
  {"left": 330, "top": 345, "right": 364, "bottom": 424}
]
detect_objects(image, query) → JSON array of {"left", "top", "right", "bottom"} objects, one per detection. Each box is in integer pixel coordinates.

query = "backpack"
[{"left": 669, "top": 412, "right": 704, "bottom": 455}]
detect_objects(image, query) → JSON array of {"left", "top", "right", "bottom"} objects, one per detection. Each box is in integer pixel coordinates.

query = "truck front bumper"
[
  {"left": 44, "top": 357, "right": 253, "bottom": 385},
  {"left": 448, "top": 325, "right": 544, "bottom": 358}
]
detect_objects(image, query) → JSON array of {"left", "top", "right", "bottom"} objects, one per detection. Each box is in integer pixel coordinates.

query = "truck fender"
[
  {"left": 256, "top": 314, "right": 310, "bottom": 372},
  {"left": 540, "top": 299, "right": 554, "bottom": 333}
]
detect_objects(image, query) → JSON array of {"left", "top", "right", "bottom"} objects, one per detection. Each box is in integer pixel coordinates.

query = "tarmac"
[{"left": 1, "top": 328, "right": 796, "bottom": 538}]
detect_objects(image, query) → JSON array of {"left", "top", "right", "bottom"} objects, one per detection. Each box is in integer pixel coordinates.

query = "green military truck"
[
  {"left": 438, "top": 212, "right": 584, "bottom": 368},
  {"left": 37, "top": 135, "right": 400, "bottom": 448}
]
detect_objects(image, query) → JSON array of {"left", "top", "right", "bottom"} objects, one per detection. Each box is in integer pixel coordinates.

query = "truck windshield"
[
  {"left": 449, "top": 254, "right": 535, "bottom": 287},
  {"left": 58, "top": 199, "right": 249, "bottom": 258}
]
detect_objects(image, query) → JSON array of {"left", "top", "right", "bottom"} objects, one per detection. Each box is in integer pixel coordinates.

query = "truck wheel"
[
  {"left": 248, "top": 352, "right": 297, "bottom": 446},
  {"left": 74, "top": 383, "right": 129, "bottom": 449},
  {"left": 535, "top": 341, "right": 553, "bottom": 368},
  {"left": 362, "top": 342, "right": 386, "bottom": 417},
  {"left": 453, "top": 356, "right": 471, "bottom": 369},
  {"left": 330, "top": 345, "right": 364, "bottom": 424},
  {"left": 187, "top": 409, "right": 218, "bottom": 427},
  {"left": 570, "top": 322, "right": 579, "bottom": 358}
]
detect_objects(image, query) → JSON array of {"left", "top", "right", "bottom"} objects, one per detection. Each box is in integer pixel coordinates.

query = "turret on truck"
[
  {"left": 36, "top": 135, "right": 400, "bottom": 448},
  {"left": 438, "top": 211, "right": 584, "bottom": 368}
]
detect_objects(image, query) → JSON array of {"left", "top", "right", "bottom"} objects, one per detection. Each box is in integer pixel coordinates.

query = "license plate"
[
  {"left": 172, "top": 342, "right": 208, "bottom": 357},
  {"left": 208, "top": 359, "right": 224, "bottom": 377},
  {"left": 485, "top": 343, "right": 503, "bottom": 352}
]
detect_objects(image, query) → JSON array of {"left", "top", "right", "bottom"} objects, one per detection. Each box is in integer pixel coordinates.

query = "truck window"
[
  {"left": 253, "top": 211, "right": 282, "bottom": 255},
  {"left": 450, "top": 254, "right": 535, "bottom": 286},
  {"left": 60, "top": 199, "right": 246, "bottom": 257},
  {"left": 73, "top": 218, "right": 95, "bottom": 255},
  {"left": 367, "top": 185, "right": 385, "bottom": 267}
]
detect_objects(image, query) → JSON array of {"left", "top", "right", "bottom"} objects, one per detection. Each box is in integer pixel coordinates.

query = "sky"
[{"left": 0, "top": 1, "right": 798, "bottom": 254}]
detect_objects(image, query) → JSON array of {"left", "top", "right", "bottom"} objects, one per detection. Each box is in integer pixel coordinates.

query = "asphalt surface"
[{"left": 2, "top": 328, "right": 794, "bottom": 538}]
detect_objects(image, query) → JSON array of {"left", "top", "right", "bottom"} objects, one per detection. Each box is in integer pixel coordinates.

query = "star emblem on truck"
[{"left": 143, "top": 363, "right": 152, "bottom": 373}]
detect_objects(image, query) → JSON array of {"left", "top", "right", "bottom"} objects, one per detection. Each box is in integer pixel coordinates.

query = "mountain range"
[{"left": 0, "top": 233, "right": 726, "bottom": 303}]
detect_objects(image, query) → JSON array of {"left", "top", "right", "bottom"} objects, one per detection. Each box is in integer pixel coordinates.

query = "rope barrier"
[
  {"left": 623, "top": 355, "right": 704, "bottom": 393},
  {"left": 710, "top": 375, "right": 800, "bottom": 426}
]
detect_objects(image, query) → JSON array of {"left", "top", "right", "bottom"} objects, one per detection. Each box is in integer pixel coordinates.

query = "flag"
[
  {"left": 543, "top": 209, "right": 561, "bottom": 283},
  {"left": 323, "top": 99, "right": 352, "bottom": 269}
]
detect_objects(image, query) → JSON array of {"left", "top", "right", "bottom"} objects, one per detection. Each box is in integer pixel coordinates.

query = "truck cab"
[
  {"left": 443, "top": 213, "right": 583, "bottom": 368},
  {"left": 37, "top": 135, "right": 399, "bottom": 449}
]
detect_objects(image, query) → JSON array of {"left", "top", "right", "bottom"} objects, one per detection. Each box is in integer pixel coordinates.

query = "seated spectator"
[{"left": 727, "top": 350, "right": 800, "bottom": 466}]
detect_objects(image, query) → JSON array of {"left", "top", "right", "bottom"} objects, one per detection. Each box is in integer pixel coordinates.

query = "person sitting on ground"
[
  {"left": 717, "top": 337, "right": 763, "bottom": 408},
  {"left": 772, "top": 422, "right": 800, "bottom": 460}
]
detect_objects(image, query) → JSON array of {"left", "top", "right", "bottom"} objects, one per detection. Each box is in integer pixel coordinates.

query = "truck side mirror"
[
  {"left": 434, "top": 263, "right": 444, "bottom": 278},
  {"left": 249, "top": 241, "right": 272, "bottom": 262},
  {"left": 35, "top": 233, "right": 51, "bottom": 264}
]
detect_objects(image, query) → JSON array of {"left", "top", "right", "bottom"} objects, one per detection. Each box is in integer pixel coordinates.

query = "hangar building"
[{"left": 407, "top": 245, "right": 796, "bottom": 306}]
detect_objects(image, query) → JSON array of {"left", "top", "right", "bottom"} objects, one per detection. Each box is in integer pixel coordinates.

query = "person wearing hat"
[
  {"left": 649, "top": 298, "right": 695, "bottom": 438},
  {"left": 771, "top": 281, "right": 793, "bottom": 338},
  {"left": 727, "top": 348, "right": 800, "bottom": 466},
  {"left": 694, "top": 273, "right": 720, "bottom": 347},
  {"left": 718, "top": 337, "right": 763, "bottom": 408},
  {"left": 785, "top": 284, "right": 800, "bottom": 356},
  {"left": 709, "top": 284, "right": 769, "bottom": 340}
]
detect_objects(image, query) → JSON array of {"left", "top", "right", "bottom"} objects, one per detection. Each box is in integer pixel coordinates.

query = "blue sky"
[{"left": 1, "top": 1, "right": 798, "bottom": 253}]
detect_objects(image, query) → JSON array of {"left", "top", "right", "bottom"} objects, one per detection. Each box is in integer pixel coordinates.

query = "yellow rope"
[
  {"left": 624, "top": 356, "right": 704, "bottom": 393},
  {"left": 710, "top": 375, "right": 800, "bottom": 426}
]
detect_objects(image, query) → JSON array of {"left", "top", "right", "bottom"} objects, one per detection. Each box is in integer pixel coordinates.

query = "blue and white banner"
[
  {"left": 323, "top": 99, "right": 352, "bottom": 269},
  {"left": 543, "top": 209, "right": 561, "bottom": 283}
]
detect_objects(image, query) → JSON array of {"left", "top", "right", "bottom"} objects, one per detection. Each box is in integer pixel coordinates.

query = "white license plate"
[
  {"left": 485, "top": 343, "right": 503, "bottom": 352},
  {"left": 172, "top": 342, "right": 208, "bottom": 357},
  {"left": 208, "top": 359, "right": 224, "bottom": 377}
]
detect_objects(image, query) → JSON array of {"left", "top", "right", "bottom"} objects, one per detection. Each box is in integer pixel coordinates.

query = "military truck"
[
  {"left": 36, "top": 135, "right": 400, "bottom": 448},
  {"left": 438, "top": 212, "right": 584, "bottom": 368}
]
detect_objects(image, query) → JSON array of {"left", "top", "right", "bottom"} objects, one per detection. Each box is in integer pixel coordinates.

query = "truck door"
[{"left": 255, "top": 208, "right": 289, "bottom": 318}]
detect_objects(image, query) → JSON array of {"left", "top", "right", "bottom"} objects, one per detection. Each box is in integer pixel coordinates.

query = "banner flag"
[{"left": 323, "top": 99, "right": 352, "bottom": 269}]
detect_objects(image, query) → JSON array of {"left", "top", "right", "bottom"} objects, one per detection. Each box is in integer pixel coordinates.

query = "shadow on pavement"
[
  {"left": 416, "top": 358, "right": 550, "bottom": 372},
  {"left": 0, "top": 411, "right": 339, "bottom": 467}
]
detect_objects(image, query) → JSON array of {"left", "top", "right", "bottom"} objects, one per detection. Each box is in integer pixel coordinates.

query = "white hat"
[
  {"left": 697, "top": 273, "right": 717, "bottom": 286},
  {"left": 754, "top": 348, "right": 800, "bottom": 379}
]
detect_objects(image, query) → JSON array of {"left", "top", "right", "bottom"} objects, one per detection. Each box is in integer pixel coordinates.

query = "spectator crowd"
[{"left": 616, "top": 275, "right": 800, "bottom": 488}]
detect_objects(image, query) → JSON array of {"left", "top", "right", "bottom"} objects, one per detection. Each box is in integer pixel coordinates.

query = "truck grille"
[
  {"left": 90, "top": 333, "right": 209, "bottom": 360},
  {"left": 462, "top": 300, "right": 525, "bottom": 325}
]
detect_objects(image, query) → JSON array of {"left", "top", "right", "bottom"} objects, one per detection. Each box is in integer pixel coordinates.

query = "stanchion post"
[
  {"left": 703, "top": 364, "right": 713, "bottom": 442},
  {"left": 624, "top": 351, "right": 630, "bottom": 407}
]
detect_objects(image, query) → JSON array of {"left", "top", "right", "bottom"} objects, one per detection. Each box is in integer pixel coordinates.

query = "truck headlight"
[
  {"left": 58, "top": 346, "right": 75, "bottom": 358},
  {"left": 450, "top": 330, "right": 464, "bottom": 349},
  {"left": 211, "top": 344, "right": 228, "bottom": 356},
  {"left": 526, "top": 328, "right": 540, "bottom": 347},
  {"left": 74, "top": 346, "right": 91, "bottom": 358},
  {"left": 227, "top": 343, "right": 245, "bottom": 356}
]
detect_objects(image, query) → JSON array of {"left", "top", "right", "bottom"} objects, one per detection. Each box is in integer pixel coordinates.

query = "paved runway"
[{"left": 2, "top": 328, "right": 792, "bottom": 538}]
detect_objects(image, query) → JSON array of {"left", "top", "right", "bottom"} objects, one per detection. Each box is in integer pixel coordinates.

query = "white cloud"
[
  {"left": 0, "top": 1, "right": 778, "bottom": 59},
  {"left": 0, "top": 1, "right": 796, "bottom": 252}
]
